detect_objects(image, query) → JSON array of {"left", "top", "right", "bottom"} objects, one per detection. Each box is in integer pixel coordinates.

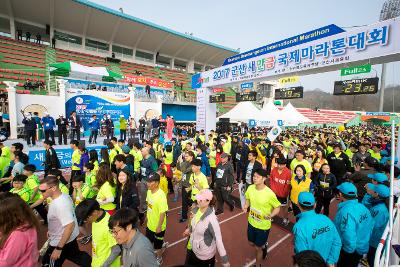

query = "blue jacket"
[
  {"left": 369, "top": 201, "right": 389, "bottom": 248},
  {"left": 293, "top": 210, "right": 342, "bottom": 264},
  {"left": 362, "top": 193, "right": 373, "bottom": 210},
  {"left": 334, "top": 199, "right": 374, "bottom": 254},
  {"left": 88, "top": 118, "right": 100, "bottom": 130},
  {"left": 42, "top": 116, "right": 55, "bottom": 130},
  {"left": 197, "top": 152, "right": 211, "bottom": 177}
]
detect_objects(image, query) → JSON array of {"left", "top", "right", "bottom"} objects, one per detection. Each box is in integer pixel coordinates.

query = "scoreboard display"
[
  {"left": 275, "top": 86, "right": 304, "bottom": 100},
  {"left": 209, "top": 94, "right": 225, "bottom": 103},
  {"left": 236, "top": 92, "right": 257, "bottom": 102},
  {"left": 333, "top": 77, "right": 379, "bottom": 95}
]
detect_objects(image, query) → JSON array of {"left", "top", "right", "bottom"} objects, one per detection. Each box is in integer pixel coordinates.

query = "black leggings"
[
  {"left": 42, "top": 239, "right": 91, "bottom": 267},
  {"left": 315, "top": 196, "right": 332, "bottom": 216},
  {"left": 185, "top": 249, "right": 215, "bottom": 267}
]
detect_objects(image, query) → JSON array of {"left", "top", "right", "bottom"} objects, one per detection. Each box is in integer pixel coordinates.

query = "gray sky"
[{"left": 92, "top": 0, "right": 399, "bottom": 91}]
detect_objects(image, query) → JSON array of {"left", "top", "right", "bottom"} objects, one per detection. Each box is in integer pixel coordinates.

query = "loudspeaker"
[
  {"left": 46, "top": 24, "right": 50, "bottom": 35},
  {"left": 78, "top": 140, "right": 86, "bottom": 147},
  {"left": 103, "top": 139, "right": 110, "bottom": 145}
]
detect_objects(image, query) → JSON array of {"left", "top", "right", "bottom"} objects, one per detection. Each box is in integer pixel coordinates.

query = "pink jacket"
[
  {"left": 0, "top": 227, "right": 38, "bottom": 267},
  {"left": 189, "top": 207, "right": 228, "bottom": 264}
]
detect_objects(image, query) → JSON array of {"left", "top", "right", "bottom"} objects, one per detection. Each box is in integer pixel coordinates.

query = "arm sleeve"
[
  {"left": 101, "top": 245, "right": 121, "bottom": 267},
  {"left": 293, "top": 227, "right": 308, "bottom": 254},
  {"left": 97, "top": 197, "right": 115, "bottom": 205},
  {"left": 327, "top": 224, "right": 342, "bottom": 264},
  {"left": 338, "top": 214, "right": 357, "bottom": 253},
  {"left": 209, "top": 220, "right": 229, "bottom": 264}
]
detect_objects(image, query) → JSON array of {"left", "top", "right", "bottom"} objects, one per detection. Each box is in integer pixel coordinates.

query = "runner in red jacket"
[{"left": 269, "top": 157, "right": 292, "bottom": 225}]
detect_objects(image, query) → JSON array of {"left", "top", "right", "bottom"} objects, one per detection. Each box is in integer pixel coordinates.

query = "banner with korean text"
[
  {"left": 193, "top": 19, "right": 400, "bottom": 88},
  {"left": 29, "top": 145, "right": 106, "bottom": 171},
  {"left": 122, "top": 75, "right": 173, "bottom": 89}
]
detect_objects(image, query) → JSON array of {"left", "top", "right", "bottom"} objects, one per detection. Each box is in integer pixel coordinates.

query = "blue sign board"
[
  {"left": 240, "top": 82, "right": 254, "bottom": 90},
  {"left": 277, "top": 120, "right": 283, "bottom": 126},
  {"left": 29, "top": 145, "right": 106, "bottom": 171},
  {"left": 248, "top": 119, "right": 256, "bottom": 127},
  {"left": 223, "top": 24, "right": 345, "bottom": 65}
]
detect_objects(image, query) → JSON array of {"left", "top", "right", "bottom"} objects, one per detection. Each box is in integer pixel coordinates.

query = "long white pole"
[{"left": 385, "top": 120, "right": 395, "bottom": 267}]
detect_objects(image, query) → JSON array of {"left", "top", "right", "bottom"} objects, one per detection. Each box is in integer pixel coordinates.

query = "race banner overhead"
[{"left": 192, "top": 18, "right": 400, "bottom": 89}]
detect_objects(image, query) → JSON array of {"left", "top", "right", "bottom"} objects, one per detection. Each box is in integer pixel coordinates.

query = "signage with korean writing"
[
  {"left": 278, "top": 76, "right": 299, "bottom": 85},
  {"left": 340, "top": 64, "right": 371, "bottom": 76},
  {"left": 192, "top": 19, "right": 398, "bottom": 88},
  {"left": 65, "top": 88, "right": 130, "bottom": 131},
  {"left": 275, "top": 86, "right": 304, "bottom": 100},
  {"left": 209, "top": 94, "right": 225, "bottom": 103},
  {"left": 333, "top": 77, "right": 379, "bottom": 95},
  {"left": 240, "top": 82, "right": 254, "bottom": 90},
  {"left": 236, "top": 92, "right": 257, "bottom": 102},
  {"left": 122, "top": 75, "right": 173, "bottom": 89},
  {"left": 213, "top": 87, "right": 225, "bottom": 93},
  {"left": 29, "top": 145, "right": 106, "bottom": 171}
]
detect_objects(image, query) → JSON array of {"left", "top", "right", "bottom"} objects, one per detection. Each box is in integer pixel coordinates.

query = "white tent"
[
  {"left": 218, "top": 101, "right": 260, "bottom": 122},
  {"left": 280, "top": 102, "right": 313, "bottom": 126},
  {"left": 255, "top": 99, "right": 282, "bottom": 123}
]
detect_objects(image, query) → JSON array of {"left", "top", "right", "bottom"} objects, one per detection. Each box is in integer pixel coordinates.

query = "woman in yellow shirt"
[
  {"left": 95, "top": 162, "right": 117, "bottom": 215},
  {"left": 311, "top": 148, "right": 328, "bottom": 182}
]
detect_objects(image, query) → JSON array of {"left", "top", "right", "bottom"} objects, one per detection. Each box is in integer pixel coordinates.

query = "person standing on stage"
[
  {"left": 21, "top": 112, "right": 36, "bottom": 147},
  {"left": 56, "top": 115, "right": 68, "bottom": 145},
  {"left": 119, "top": 115, "right": 127, "bottom": 142},
  {"left": 88, "top": 115, "right": 100, "bottom": 144},
  {"left": 42, "top": 112, "right": 56, "bottom": 144},
  {"left": 69, "top": 111, "right": 81, "bottom": 141}
]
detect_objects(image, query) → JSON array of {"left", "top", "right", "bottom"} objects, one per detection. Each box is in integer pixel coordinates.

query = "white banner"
[{"left": 194, "top": 18, "right": 400, "bottom": 88}]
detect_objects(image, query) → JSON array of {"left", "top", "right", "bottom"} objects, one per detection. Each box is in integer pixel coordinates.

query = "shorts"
[
  {"left": 247, "top": 223, "right": 270, "bottom": 247},
  {"left": 277, "top": 196, "right": 288, "bottom": 206},
  {"left": 146, "top": 227, "right": 165, "bottom": 249}
]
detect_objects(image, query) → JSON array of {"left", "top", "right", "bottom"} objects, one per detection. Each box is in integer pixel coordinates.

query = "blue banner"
[
  {"left": 240, "top": 82, "right": 254, "bottom": 89},
  {"left": 65, "top": 89, "right": 130, "bottom": 135},
  {"left": 223, "top": 24, "right": 345, "bottom": 65},
  {"left": 28, "top": 145, "right": 106, "bottom": 171}
]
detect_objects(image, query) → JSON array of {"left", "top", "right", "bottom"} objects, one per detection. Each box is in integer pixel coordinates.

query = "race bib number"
[
  {"left": 249, "top": 207, "right": 263, "bottom": 222},
  {"left": 216, "top": 169, "right": 224, "bottom": 179},
  {"left": 320, "top": 181, "right": 329, "bottom": 189},
  {"left": 141, "top": 167, "right": 147, "bottom": 176},
  {"left": 236, "top": 153, "right": 241, "bottom": 160}
]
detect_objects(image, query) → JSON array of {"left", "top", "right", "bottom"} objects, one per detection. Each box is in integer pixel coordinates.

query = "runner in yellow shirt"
[
  {"left": 75, "top": 199, "right": 120, "bottom": 267},
  {"left": 146, "top": 172, "right": 168, "bottom": 265},
  {"left": 9, "top": 174, "right": 30, "bottom": 203},
  {"left": 190, "top": 159, "right": 209, "bottom": 201},
  {"left": 243, "top": 168, "right": 281, "bottom": 266}
]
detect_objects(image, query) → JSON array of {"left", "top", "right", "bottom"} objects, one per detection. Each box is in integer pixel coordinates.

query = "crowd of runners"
[{"left": 0, "top": 123, "right": 398, "bottom": 267}]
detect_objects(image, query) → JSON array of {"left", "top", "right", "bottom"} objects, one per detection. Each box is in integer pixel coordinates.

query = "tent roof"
[
  {"left": 218, "top": 102, "right": 260, "bottom": 122},
  {"left": 255, "top": 99, "right": 282, "bottom": 121},
  {"left": 281, "top": 102, "right": 313, "bottom": 124}
]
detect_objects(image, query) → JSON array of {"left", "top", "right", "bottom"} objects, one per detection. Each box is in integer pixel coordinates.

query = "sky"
[{"left": 92, "top": 0, "right": 399, "bottom": 91}]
